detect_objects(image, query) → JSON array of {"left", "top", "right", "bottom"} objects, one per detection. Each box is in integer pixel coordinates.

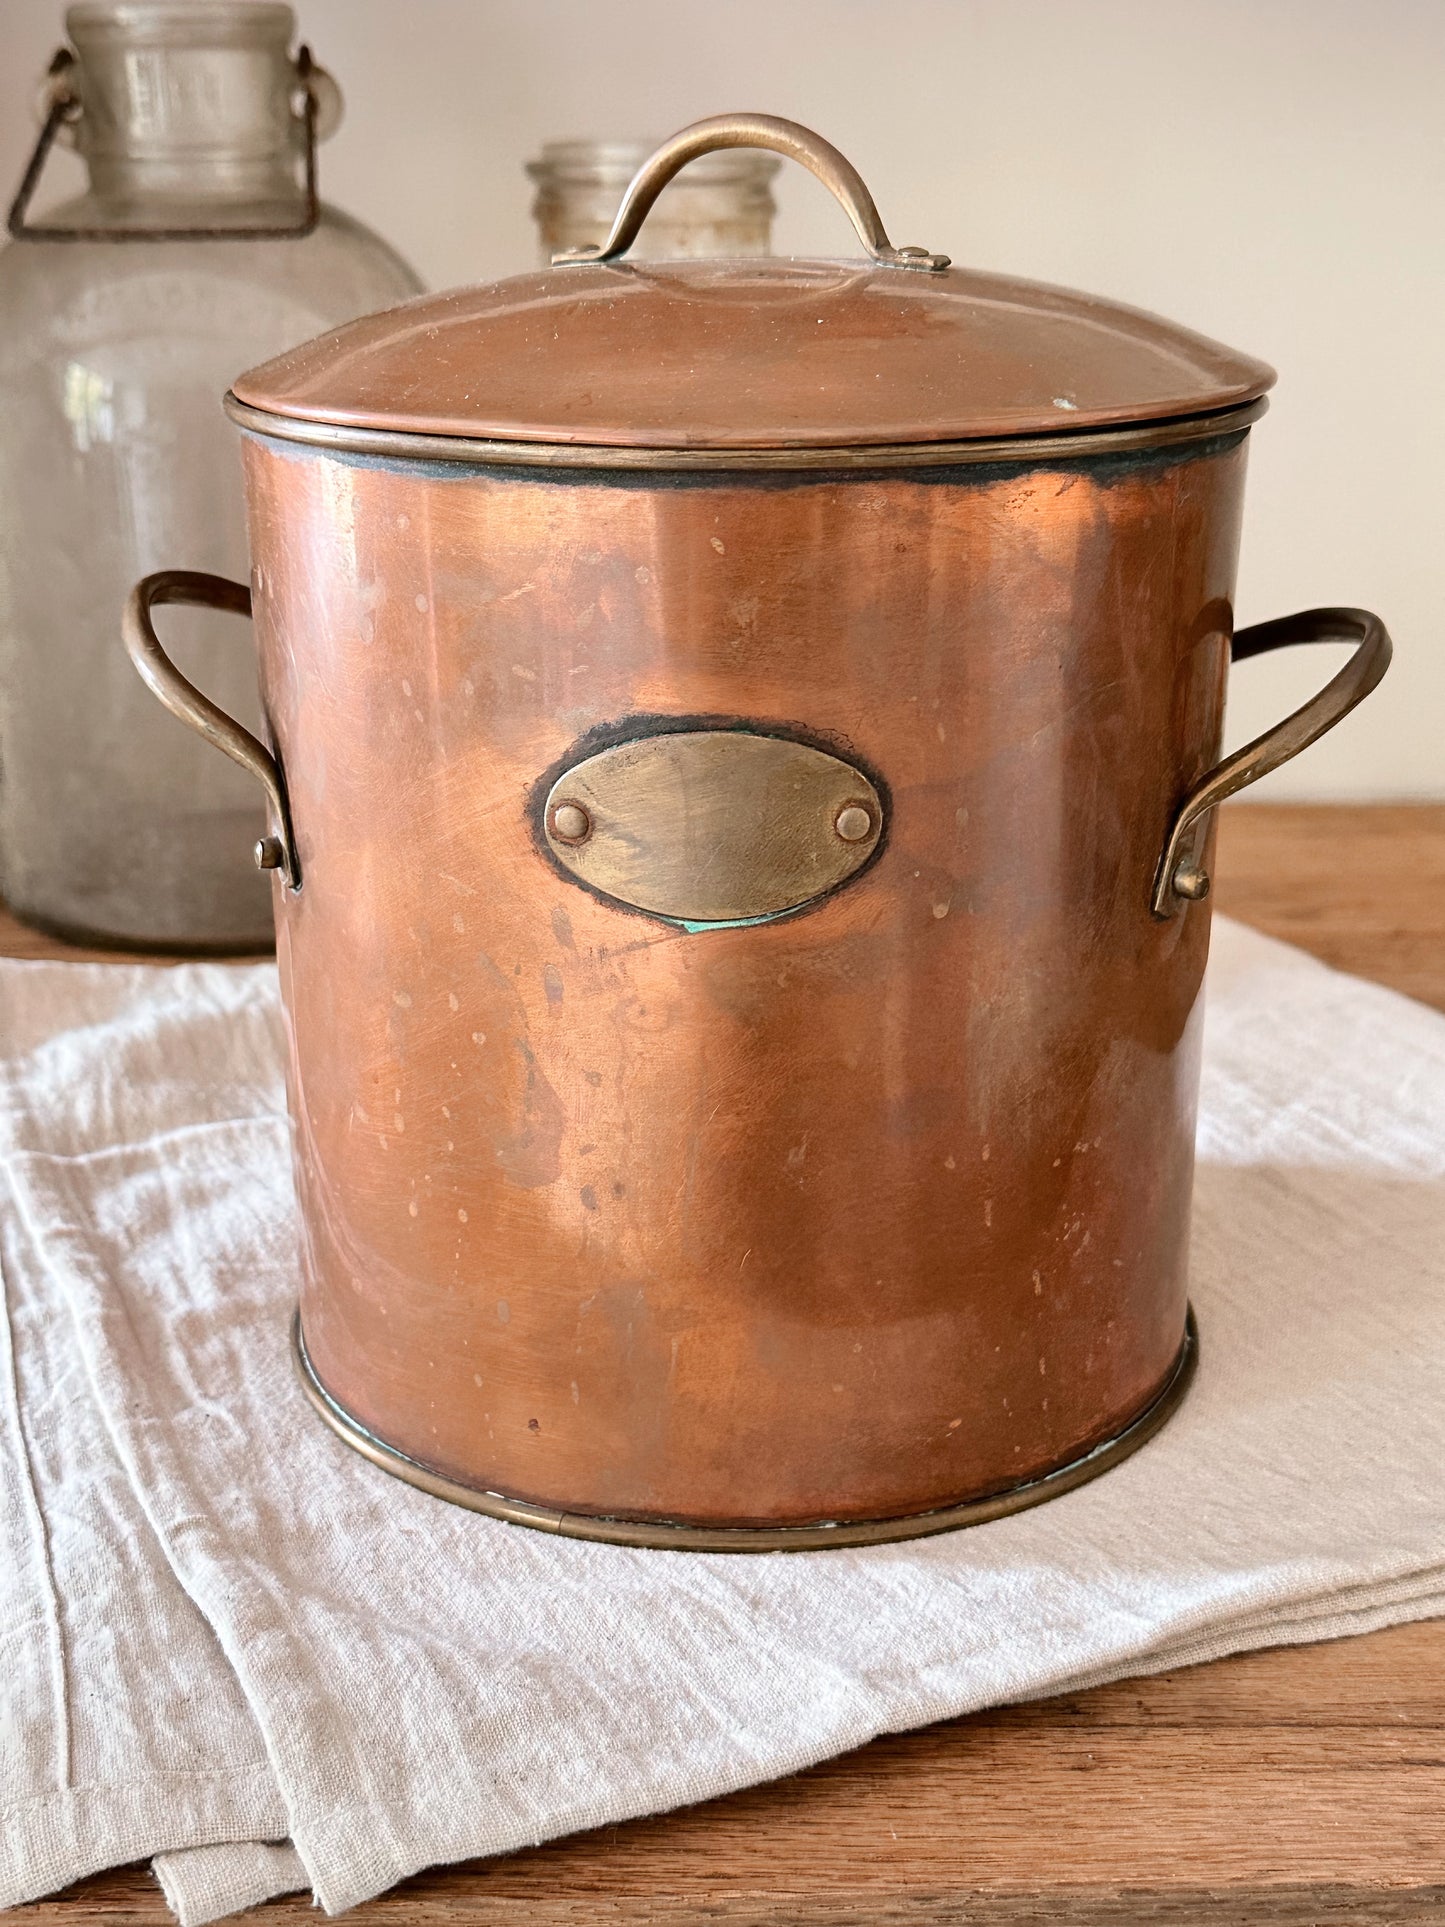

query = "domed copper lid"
[{"left": 230, "top": 115, "right": 1274, "bottom": 457}]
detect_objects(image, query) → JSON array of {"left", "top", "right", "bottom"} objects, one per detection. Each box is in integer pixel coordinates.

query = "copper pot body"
[{"left": 240, "top": 424, "right": 1247, "bottom": 1532}]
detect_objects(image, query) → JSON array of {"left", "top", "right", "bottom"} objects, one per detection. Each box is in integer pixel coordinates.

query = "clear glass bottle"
[
  {"left": 0, "top": 2, "right": 422, "bottom": 950},
  {"left": 527, "top": 139, "right": 780, "bottom": 264}
]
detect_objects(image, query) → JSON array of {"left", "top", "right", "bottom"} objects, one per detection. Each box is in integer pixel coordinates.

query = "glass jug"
[
  {"left": 0, "top": 2, "right": 422, "bottom": 949},
  {"left": 526, "top": 138, "right": 779, "bottom": 265}
]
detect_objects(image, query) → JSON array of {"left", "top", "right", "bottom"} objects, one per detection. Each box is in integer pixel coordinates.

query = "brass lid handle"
[{"left": 551, "top": 113, "right": 949, "bottom": 272}]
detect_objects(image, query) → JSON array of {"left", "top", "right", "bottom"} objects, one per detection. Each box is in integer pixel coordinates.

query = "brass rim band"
[
  {"left": 227, "top": 395, "right": 1265, "bottom": 474},
  {"left": 292, "top": 1306, "right": 1197, "bottom": 1553}
]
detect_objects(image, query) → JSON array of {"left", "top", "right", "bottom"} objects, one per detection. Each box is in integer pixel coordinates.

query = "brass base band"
[{"left": 292, "top": 1307, "right": 1197, "bottom": 1553}]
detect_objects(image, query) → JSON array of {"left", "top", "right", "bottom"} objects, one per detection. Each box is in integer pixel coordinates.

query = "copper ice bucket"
[{"left": 125, "top": 117, "right": 1391, "bottom": 1549}]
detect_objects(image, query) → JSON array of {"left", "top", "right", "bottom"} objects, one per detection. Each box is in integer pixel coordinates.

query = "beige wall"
[{"left": 4, "top": 0, "right": 1441, "bottom": 796}]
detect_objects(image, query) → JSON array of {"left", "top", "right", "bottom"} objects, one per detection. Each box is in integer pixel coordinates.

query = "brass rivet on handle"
[
  {"left": 1171, "top": 863, "right": 1211, "bottom": 901},
  {"left": 254, "top": 835, "right": 285, "bottom": 871},
  {"left": 551, "top": 801, "right": 591, "bottom": 845},
  {"left": 834, "top": 804, "right": 873, "bottom": 843}
]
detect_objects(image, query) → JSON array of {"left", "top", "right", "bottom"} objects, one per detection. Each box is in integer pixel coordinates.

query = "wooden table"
[{"left": 16, "top": 803, "right": 1445, "bottom": 1926}]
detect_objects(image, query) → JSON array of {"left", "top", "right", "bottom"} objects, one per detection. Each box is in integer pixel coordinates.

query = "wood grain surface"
[{"left": 10, "top": 802, "right": 1445, "bottom": 1924}]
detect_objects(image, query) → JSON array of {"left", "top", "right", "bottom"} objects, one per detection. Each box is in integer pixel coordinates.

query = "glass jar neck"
[
  {"left": 526, "top": 139, "right": 780, "bottom": 262},
  {"left": 67, "top": 2, "right": 304, "bottom": 212}
]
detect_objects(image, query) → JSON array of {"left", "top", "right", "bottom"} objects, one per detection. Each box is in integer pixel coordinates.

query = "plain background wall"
[{"left": 3, "top": 0, "right": 1441, "bottom": 797}]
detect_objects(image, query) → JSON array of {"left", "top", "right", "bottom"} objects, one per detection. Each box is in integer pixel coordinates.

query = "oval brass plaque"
[{"left": 541, "top": 728, "right": 883, "bottom": 925}]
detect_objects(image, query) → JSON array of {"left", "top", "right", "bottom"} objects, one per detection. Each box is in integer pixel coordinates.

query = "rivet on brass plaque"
[{"left": 540, "top": 728, "right": 884, "bottom": 925}]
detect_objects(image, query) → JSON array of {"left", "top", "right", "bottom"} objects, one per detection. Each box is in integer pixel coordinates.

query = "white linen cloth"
[{"left": 2, "top": 918, "right": 1443, "bottom": 1921}]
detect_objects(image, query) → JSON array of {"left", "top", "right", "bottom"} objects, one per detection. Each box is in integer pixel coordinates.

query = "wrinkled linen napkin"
[{"left": 3, "top": 918, "right": 1444, "bottom": 1922}]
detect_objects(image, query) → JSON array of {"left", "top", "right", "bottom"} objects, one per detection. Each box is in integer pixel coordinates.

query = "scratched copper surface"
[{"left": 242, "top": 430, "right": 1246, "bottom": 1526}]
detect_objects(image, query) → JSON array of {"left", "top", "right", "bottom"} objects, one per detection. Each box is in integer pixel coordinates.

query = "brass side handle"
[
  {"left": 551, "top": 113, "right": 949, "bottom": 273},
  {"left": 122, "top": 570, "right": 300, "bottom": 889},
  {"left": 1151, "top": 607, "right": 1392, "bottom": 917}
]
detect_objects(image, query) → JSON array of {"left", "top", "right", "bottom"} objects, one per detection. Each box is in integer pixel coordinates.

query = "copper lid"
[{"left": 231, "top": 115, "right": 1274, "bottom": 454}]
